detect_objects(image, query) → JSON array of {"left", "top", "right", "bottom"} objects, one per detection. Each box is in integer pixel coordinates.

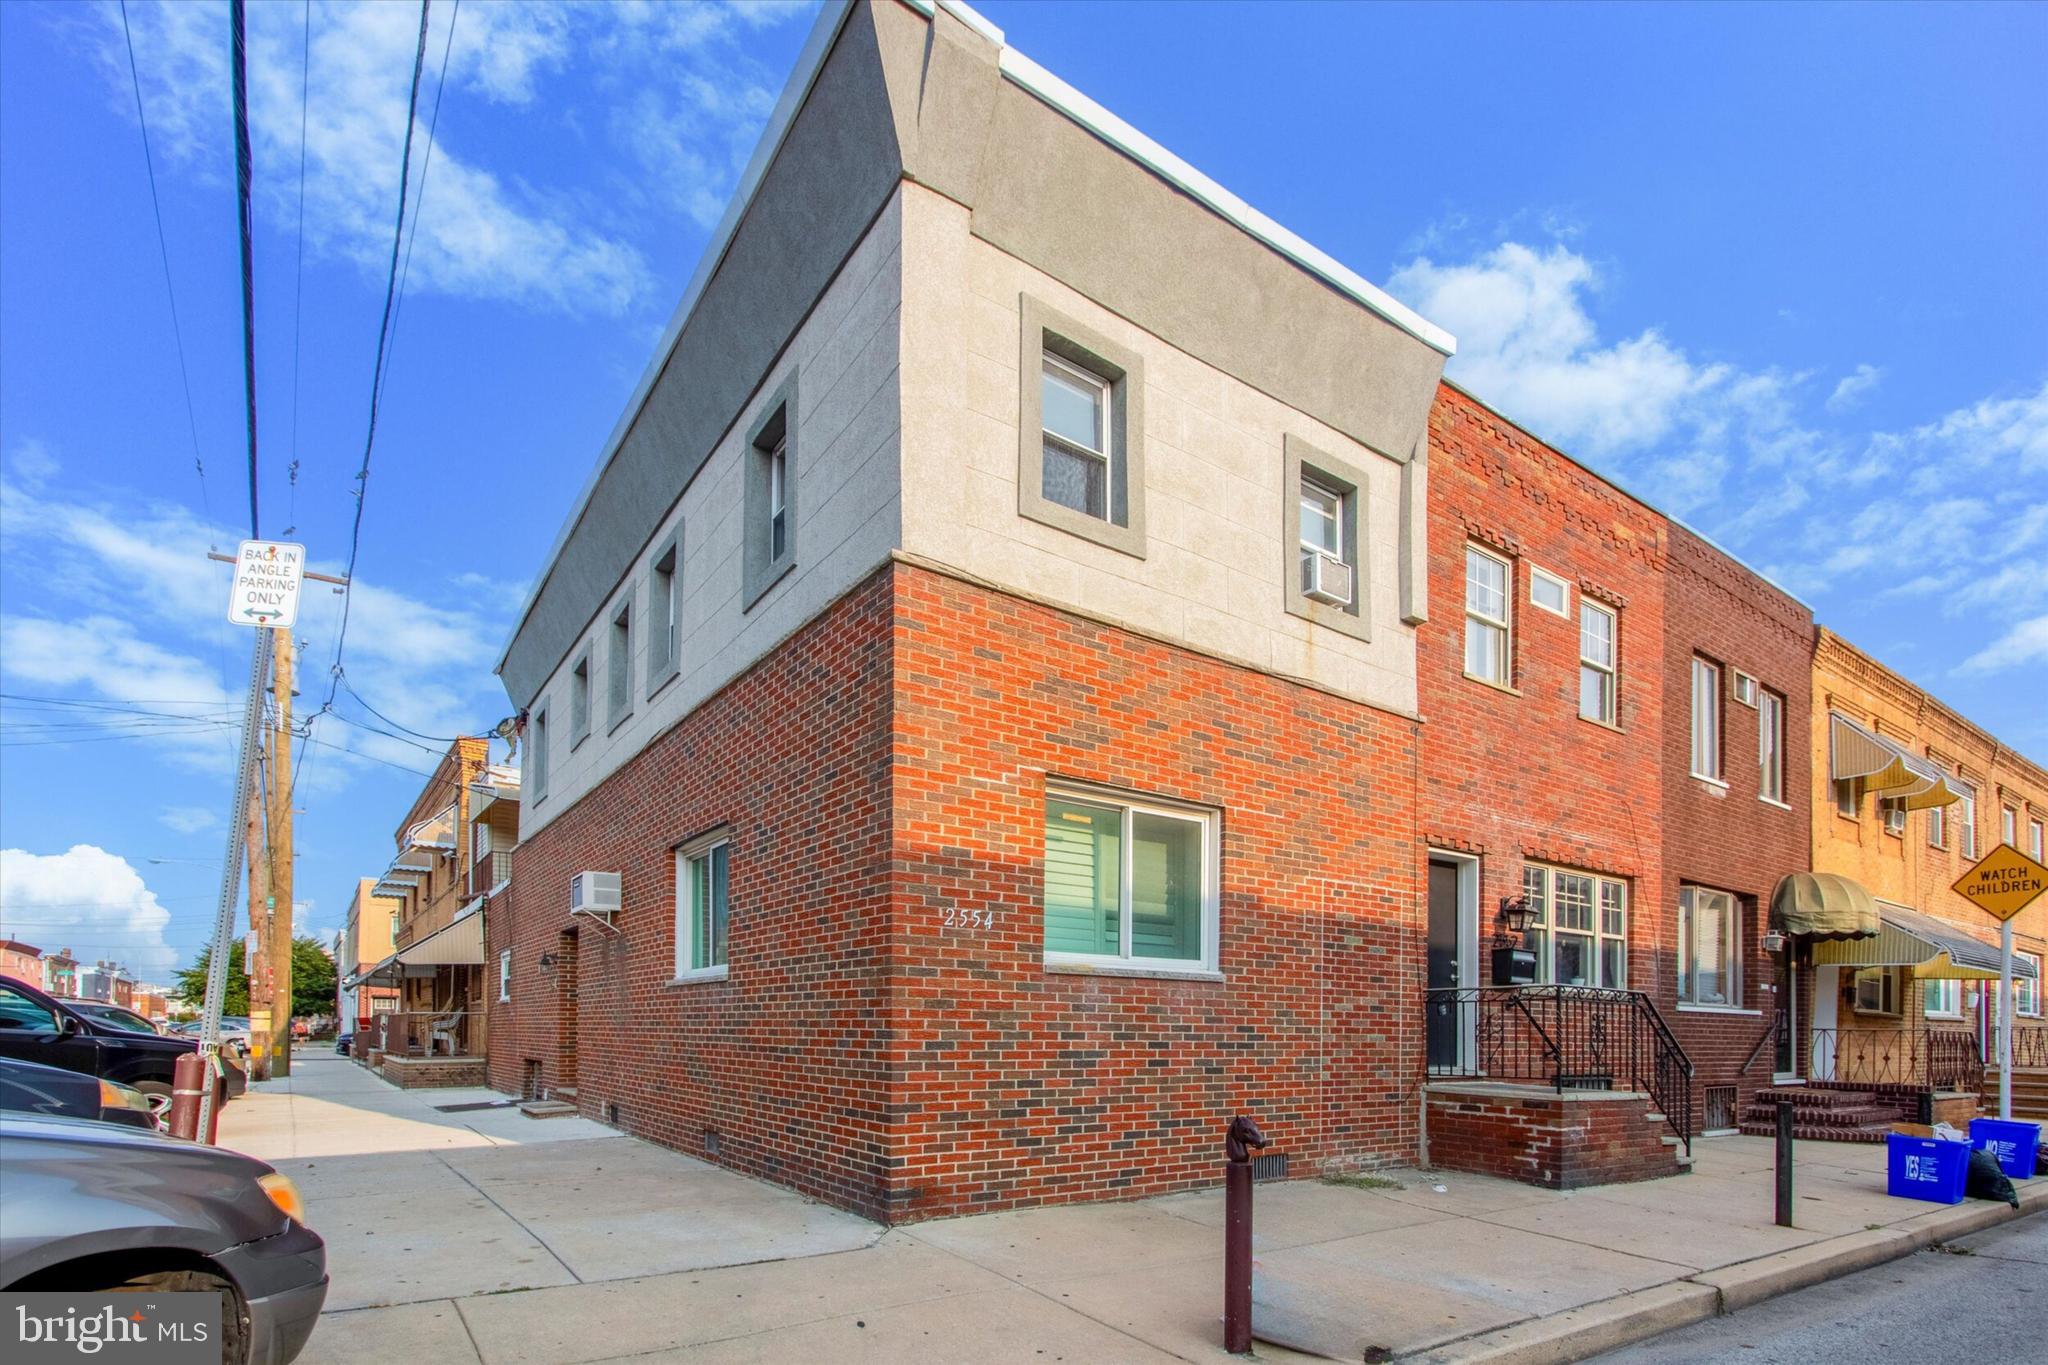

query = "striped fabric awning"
[
  {"left": 1812, "top": 901, "right": 2039, "bottom": 981},
  {"left": 395, "top": 905, "right": 485, "bottom": 968},
  {"left": 1770, "top": 872, "right": 1881, "bottom": 941},
  {"left": 1827, "top": 714, "right": 1959, "bottom": 810}
]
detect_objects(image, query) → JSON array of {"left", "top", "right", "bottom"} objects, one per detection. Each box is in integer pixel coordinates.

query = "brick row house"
[{"left": 478, "top": 0, "right": 2040, "bottom": 1215}]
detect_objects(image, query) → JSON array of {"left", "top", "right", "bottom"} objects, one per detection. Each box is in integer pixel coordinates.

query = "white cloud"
[
  {"left": 1827, "top": 364, "right": 1883, "bottom": 413},
  {"left": 158, "top": 806, "right": 219, "bottom": 835},
  {"left": 9, "top": 438, "right": 60, "bottom": 491},
  {"left": 1958, "top": 613, "right": 2048, "bottom": 675},
  {"left": 0, "top": 845, "right": 179, "bottom": 980}
]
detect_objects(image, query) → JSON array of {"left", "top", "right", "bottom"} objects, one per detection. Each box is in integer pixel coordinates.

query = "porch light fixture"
[
  {"left": 1495, "top": 895, "right": 1536, "bottom": 946},
  {"left": 537, "top": 951, "right": 558, "bottom": 974},
  {"left": 1761, "top": 929, "right": 1789, "bottom": 954}
]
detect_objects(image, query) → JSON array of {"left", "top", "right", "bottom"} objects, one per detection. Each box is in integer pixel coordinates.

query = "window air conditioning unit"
[
  {"left": 1301, "top": 550, "right": 1354, "bottom": 607},
  {"left": 568, "top": 871, "right": 621, "bottom": 921}
]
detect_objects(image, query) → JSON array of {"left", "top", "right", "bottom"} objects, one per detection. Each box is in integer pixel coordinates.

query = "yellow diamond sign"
[{"left": 1952, "top": 844, "right": 2048, "bottom": 923}]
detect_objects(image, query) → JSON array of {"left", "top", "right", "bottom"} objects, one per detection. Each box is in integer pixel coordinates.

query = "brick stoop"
[
  {"left": 1739, "top": 1084, "right": 1898, "bottom": 1142},
  {"left": 1426, "top": 1082, "right": 1691, "bottom": 1188}
]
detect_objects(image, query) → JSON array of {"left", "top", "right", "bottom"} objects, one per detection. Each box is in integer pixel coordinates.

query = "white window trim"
[
  {"left": 1927, "top": 800, "right": 1946, "bottom": 848},
  {"left": 2030, "top": 819, "right": 2044, "bottom": 861},
  {"left": 1922, "top": 977, "right": 1964, "bottom": 1020},
  {"left": 1757, "top": 688, "right": 1785, "bottom": 806},
  {"left": 1956, "top": 782, "right": 1979, "bottom": 859},
  {"left": 1677, "top": 885, "right": 1742, "bottom": 1008},
  {"left": 1690, "top": 657, "right": 1723, "bottom": 783},
  {"left": 497, "top": 949, "right": 511, "bottom": 1003},
  {"left": 1853, "top": 966, "right": 1903, "bottom": 1018},
  {"left": 1043, "top": 782, "right": 1220, "bottom": 976},
  {"left": 1732, "top": 671, "right": 1758, "bottom": 708},
  {"left": 1041, "top": 351, "right": 1114, "bottom": 522},
  {"left": 1529, "top": 564, "right": 1571, "bottom": 618},
  {"left": 2017, "top": 952, "right": 2042, "bottom": 1018},
  {"left": 1578, "top": 600, "right": 1618, "bottom": 726},
  {"left": 673, "top": 834, "right": 732, "bottom": 982},
  {"left": 1463, "top": 545, "right": 1513, "bottom": 686},
  {"left": 1521, "top": 862, "right": 1628, "bottom": 989},
  {"left": 2000, "top": 805, "right": 2018, "bottom": 848}
]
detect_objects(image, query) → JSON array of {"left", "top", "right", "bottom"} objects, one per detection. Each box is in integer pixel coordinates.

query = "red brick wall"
[
  {"left": 1420, "top": 384, "right": 1669, "bottom": 994},
  {"left": 489, "top": 569, "right": 898, "bottom": 1217},
  {"left": 1660, "top": 524, "right": 1815, "bottom": 1126},
  {"left": 885, "top": 565, "right": 1423, "bottom": 1219},
  {"left": 1425, "top": 1085, "right": 1684, "bottom": 1188}
]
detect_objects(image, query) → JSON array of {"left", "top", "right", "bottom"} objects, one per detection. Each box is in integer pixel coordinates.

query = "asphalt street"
[{"left": 1595, "top": 1208, "right": 2046, "bottom": 1364}]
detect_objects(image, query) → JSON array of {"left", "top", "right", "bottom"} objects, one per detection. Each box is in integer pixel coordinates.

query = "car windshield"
[{"left": 86, "top": 1007, "right": 157, "bottom": 1033}]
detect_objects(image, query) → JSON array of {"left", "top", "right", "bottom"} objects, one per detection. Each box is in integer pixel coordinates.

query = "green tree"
[
  {"left": 174, "top": 941, "right": 250, "bottom": 1017},
  {"left": 175, "top": 936, "right": 334, "bottom": 1022}
]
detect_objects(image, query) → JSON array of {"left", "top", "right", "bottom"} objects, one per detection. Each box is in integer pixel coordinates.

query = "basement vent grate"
[
  {"left": 605, "top": 1102, "right": 620, "bottom": 1126},
  {"left": 1703, "top": 1086, "right": 1738, "bottom": 1133},
  {"left": 1251, "top": 1152, "right": 1289, "bottom": 1182},
  {"left": 704, "top": 1128, "right": 721, "bottom": 1157}
]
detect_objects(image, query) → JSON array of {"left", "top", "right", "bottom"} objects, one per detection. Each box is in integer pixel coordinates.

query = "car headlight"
[
  {"left": 257, "top": 1173, "right": 306, "bottom": 1224},
  {"left": 98, "top": 1078, "right": 155, "bottom": 1115}
]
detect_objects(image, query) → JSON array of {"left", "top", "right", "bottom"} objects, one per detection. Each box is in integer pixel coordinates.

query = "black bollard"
[
  {"left": 1774, "top": 1098, "right": 1794, "bottom": 1227},
  {"left": 1223, "top": 1115, "right": 1268, "bottom": 1354}
]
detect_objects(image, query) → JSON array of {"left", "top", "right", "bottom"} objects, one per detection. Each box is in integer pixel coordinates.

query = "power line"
[
  {"left": 286, "top": 0, "right": 311, "bottom": 540},
  {"left": 339, "top": 677, "right": 460, "bottom": 745},
  {"left": 320, "top": 0, "right": 432, "bottom": 713},
  {"left": 230, "top": 0, "right": 260, "bottom": 539},
  {"left": 376, "top": 0, "right": 461, "bottom": 398},
  {"left": 116, "top": 0, "right": 211, "bottom": 528}
]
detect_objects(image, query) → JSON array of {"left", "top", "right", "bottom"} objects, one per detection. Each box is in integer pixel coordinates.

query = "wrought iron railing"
[
  {"left": 1739, "top": 1009, "right": 1787, "bottom": 1076},
  {"left": 1808, "top": 1027, "right": 1982, "bottom": 1092},
  {"left": 469, "top": 849, "right": 512, "bottom": 899},
  {"left": 1426, "top": 985, "right": 1695, "bottom": 1154},
  {"left": 362, "top": 1008, "right": 479, "bottom": 1059},
  {"left": 1989, "top": 1024, "right": 2047, "bottom": 1071}
]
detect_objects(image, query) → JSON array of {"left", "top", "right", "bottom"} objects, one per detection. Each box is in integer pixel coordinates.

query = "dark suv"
[{"left": 0, "top": 975, "right": 229, "bottom": 1122}]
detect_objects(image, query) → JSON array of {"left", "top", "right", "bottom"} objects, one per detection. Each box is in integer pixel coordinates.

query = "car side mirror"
[{"left": 56, "top": 1014, "right": 81, "bottom": 1038}]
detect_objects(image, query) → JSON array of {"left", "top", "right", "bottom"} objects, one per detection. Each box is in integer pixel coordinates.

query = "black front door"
[{"left": 1427, "top": 860, "right": 1461, "bottom": 1070}]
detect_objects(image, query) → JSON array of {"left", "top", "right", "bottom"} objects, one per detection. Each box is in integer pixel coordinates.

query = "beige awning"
[
  {"left": 393, "top": 906, "right": 484, "bottom": 968},
  {"left": 1770, "top": 872, "right": 1881, "bottom": 941},
  {"left": 1812, "top": 902, "right": 2039, "bottom": 981},
  {"left": 405, "top": 802, "right": 459, "bottom": 851},
  {"left": 1828, "top": 714, "right": 1958, "bottom": 808}
]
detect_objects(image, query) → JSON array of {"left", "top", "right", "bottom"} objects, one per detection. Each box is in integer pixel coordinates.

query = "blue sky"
[{"left": 1, "top": 1, "right": 2041, "bottom": 985}]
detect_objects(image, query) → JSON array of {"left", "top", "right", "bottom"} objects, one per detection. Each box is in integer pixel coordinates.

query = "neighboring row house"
[{"left": 478, "top": 0, "right": 2040, "bottom": 1214}]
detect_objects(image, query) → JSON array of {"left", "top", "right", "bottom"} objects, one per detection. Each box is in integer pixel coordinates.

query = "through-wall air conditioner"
[
  {"left": 1301, "top": 550, "right": 1354, "bottom": 607},
  {"left": 568, "top": 871, "right": 622, "bottom": 921}
]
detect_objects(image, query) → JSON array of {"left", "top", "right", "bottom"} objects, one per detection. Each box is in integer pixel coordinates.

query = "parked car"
[
  {"left": 0, "top": 1055, "right": 158, "bottom": 1130},
  {"left": 333, "top": 1033, "right": 352, "bottom": 1057},
  {"left": 0, "top": 1112, "right": 327, "bottom": 1363},
  {"left": 0, "top": 975, "right": 241, "bottom": 1121},
  {"left": 68, "top": 1000, "right": 166, "bottom": 1035}
]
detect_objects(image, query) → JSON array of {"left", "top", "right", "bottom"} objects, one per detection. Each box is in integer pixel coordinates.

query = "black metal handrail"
[
  {"left": 1808, "top": 1027, "right": 1983, "bottom": 1092},
  {"left": 1739, "top": 1008, "right": 1787, "bottom": 1076},
  {"left": 1426, "top": 985, "right": 1695, "bottom": 1155}
]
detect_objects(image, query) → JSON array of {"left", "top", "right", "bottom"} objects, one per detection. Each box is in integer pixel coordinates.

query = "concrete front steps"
[
  {"left": 1738, "top": 1085, "right": 1895, "bottom": 1142},
  {"left": 519, "top": 1085, "right": 580, "bottom": 1120},
  {"left": 1981, "top": 1067, "right": 2048, "bottom": 1122}
]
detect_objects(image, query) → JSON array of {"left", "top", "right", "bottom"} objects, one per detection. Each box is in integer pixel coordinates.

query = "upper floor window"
[
  {"left": 1281, "top": 436, "right": 1371, "bottom": 641},
  {"left": 1041, "top": 353, "right": 1113, "bottom": 523},
  {"left": 2031, "top": 818, "right": 2044, "bottom": 861},
  {"left": 1690, "top": 657, "right": 1722, "bottom": 781},
  {"left": 1881, "top": 797, "right": 1906, "bottom": 836},
  {"left": 675, "top": 835, "right": 731, "bottom": 979},
  {"left": 1578, "top": 601, "right": 1617, "bottom": 725},
  {"left": 1463, "top": 546, "right": 1511, "bottom": 685},
  {"left": 608, "top": 598, "right": 633, "bottom": 729},
  {"left": 1758, "top": 688, "right": 1785, "bottom": 804},
  {"left": 1017, "top": 295, "right": 1146, "bottom": 558},
  {"left": 569, "top": 650, "right": 592, "bottom": 747},
  {"left": 1956, "top": 781, "right": 1978, "bottom": 858},
  {"left": 2002, "top": 805, "right": 2018, "bottom": 848},
  {"left": 1529, "top": 565, "right": 1570, "bottom": 617},
  {"left": 1927, "top": 798, "right": 1944, "bottom": 847},
  {"left": 1678, "top": 885, "right": 1739, "bottom": 1007},
  {"left": 529, "top": 703, "right": 549, "bottom": 801},
  {"left": 1522, "top": 863, "right": 1627, "bottom": 989},
  {"left": 497, "top": 949, "right": 511, "bottom": 1003},
  {"left": 473, "top": 823, "right": 492, "bottom": 866},
  {"left": 1044, "top": 785, "right": 1216, "bottom": 972},
  {"left": 647, "top": 530, "right": 681, "bottom": 695},
  {"left": 742, "top": 376, "right": 799, "bottom": 610}
]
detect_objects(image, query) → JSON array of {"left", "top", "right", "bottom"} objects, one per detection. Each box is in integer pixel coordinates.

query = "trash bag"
[{"left": 1965, "top": 1147, "right": 2019, "bottom": 1209}]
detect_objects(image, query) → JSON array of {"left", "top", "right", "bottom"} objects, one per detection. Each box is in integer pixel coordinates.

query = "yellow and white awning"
[
  {"left": 1812, "top": 901, "right": 2039, "bottom": 982},
  {"left": 1828, "top": 714, "right": 1960, "bottom": 810}
]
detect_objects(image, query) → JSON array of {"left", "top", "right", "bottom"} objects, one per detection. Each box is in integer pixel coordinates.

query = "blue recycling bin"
[
  {"left": 1886, "top": 1133, "right": 1970, "bottom": 1204},
  {"left": 1969, "top": 1118, "right": 2043, "bottom": 1180}
]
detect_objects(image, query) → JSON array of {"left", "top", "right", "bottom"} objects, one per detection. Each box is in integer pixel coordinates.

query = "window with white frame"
[
  {"left": 2019, "top": 952, "right": 2042, "bottom": 1018},
  {"left": 1956, "top": 781, "right": 1978, "bottom": 858},
  {"left": 743, "top": 379, "right": 798, "bottom": 609},
  {"left": 1041, "top": 352, "right": 1115, "bottom": 523},
  {"left": 768, "top": 436, "right": 789, "bottom": 560},
  {"left": 1922, "top": 977, "right": 1962, "bottom": 1019},
  {"left": 1298, "top": 475, "right": 1352, "bottom": 605},
  {"left": 1529, "top": 565, "right": 1570, "bottom": 617},
  {"left": 1522, "top": 863, "right": 1627, "bottom": 988},
  {"left": 1927, "top": 797, "right": 1945, "bottom": 847},
  {"left": 1579, "top": 600, "right": 1617, "bottom": 725},
  {"left": 1732, "top": 672, "right": 1758, "bottom": 707},
  {"left": 1678, "top": 885, "right": 1739, "bottom": 1007},
  {"left": 2032, "top": 818, "right": 2044, "bottom": 861},
  {"left": 498, "top": 949, "right": 511, "bottom": 1003},
  {"left": 2002, "top": 805, "right": 2018, "bottom": 848},
  {"left": 1758, "top": 688, "right": 1785, "bottom": 803},
  {"left": 675, "top": 836, "right": 730, "bottom": 977},
  {"left": 1044, "top": 786, "right": 1216, "bottom": 970},
  {"left": 1854, "top": 966, "right": 1902, "bottom": 1017},
  {"left": 1691, "top": 657, "right": 1722, "bottom": 781},
  {"left": 1464, "top": 546, "right": 1511, "bottom": 685}
]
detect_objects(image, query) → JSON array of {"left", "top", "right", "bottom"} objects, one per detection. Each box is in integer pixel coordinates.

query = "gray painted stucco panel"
[
  {"left": 500, "top": 6, "right": 904, "bottom": 707},
  {"left": 967, "top": 80, "right": 1444, "bottom": 468},
  {"left": 897, "top": 6, "right": 1002, "bottom": 207}
]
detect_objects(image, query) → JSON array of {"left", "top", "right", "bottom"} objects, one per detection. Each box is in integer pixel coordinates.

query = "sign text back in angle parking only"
[
  {"left": 1950, "top": 843, "right": 2048, "bottom": 923},
  {"left": 225, "top": 539, "right": 306, "bottom": 629}
]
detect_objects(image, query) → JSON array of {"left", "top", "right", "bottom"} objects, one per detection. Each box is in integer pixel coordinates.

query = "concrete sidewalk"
[{"left": 227, "top": 1059, "right": 2042, "bottom": 1364}]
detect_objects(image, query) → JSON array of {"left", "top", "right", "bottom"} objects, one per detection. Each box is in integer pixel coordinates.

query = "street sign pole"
[
  {"left": 2000, "top": 920, "right": 2013, "bottom": 1121},
  {"left": 197, "top": 628, "right": 272, "bottom": 1142}
]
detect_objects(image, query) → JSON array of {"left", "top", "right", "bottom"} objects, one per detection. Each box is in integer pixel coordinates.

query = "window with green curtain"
[{"left": 1044, "top": 799, "right": 1119, "bottom": 955}]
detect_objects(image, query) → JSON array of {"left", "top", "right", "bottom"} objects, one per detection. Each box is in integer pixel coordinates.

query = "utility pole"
[
  {"left": 245, "top": 739, "right": 272, "bottom": 1081},
  {"left": 268, "top": 629, "right": 295, "bottom": 1078}
]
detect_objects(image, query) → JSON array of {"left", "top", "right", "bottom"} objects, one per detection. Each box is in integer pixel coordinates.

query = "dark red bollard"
[
  {"left": 1223, "top": 1115, "right": 1268, "bottom": 1354},
  {"left": 167, "top": 1050, "right": 208, "bottom": 1140}
]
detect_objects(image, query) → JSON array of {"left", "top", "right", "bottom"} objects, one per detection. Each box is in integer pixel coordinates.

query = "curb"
[{"left": 1391, "top": 1181, "right": 2045, "bottom": 1364}]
